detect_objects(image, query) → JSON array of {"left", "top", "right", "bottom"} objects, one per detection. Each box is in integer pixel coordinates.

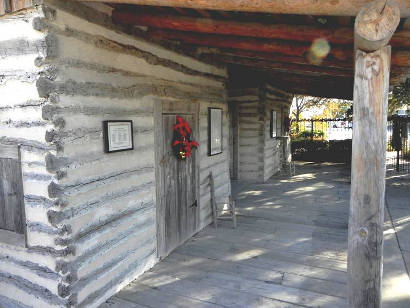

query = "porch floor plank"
[{"left": 102, "top": 163, "right": 410, "bottom": 308}]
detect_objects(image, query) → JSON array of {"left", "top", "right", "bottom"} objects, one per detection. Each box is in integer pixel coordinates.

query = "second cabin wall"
[
  {"left": 262, "top": 85, "right": 293, "bottom": 181},
  {"left": 229, "top": 85, "right": 292, "bottom": 182},
  {"left": 229, "top": 88, "right": 265, "bottom": 181}
]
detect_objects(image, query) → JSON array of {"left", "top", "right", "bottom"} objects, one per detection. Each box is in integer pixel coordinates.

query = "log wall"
[
  {"left": 262, "top": 84, "right": 293, "bottom": 181},
  {"left": 198, "top": 100, "right": 231, "bottom": 229},
  {"left": 229, "top": 88, "right": 264, "bottom": 181},
  {"left": 0, "top": 6, "right": 69, "bottom": 308},
  {"left": 0, "top": 0, "right": 228, "bottom": 307},
  {"left": 228, "top": 85, "right": 292, "bottom": 182}
]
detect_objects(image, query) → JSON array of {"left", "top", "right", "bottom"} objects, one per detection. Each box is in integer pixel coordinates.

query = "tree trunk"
[{"left": 295, "top": 108, "right": 300, "bottom": 133}]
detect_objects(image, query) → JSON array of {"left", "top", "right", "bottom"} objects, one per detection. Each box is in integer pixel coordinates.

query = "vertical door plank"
[
  {"left": 160, "top": 113, "right": 199, "bottom": 256},
  {"left": 154, "top": 101, "right": 166, "bottom": 257},
  {"left": 163, "top": 114, "right": 179, "bottom": 254},
  {"left": 185, "top": 115, "right": 197, "bottom": 237},
  {"left": 0, "top": 160, "right": 6, "bottom": 229}
]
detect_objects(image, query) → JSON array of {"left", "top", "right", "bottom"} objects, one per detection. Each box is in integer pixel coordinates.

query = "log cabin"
[{"left": 0, "top": 0, "right": 408, "bottom": 307}]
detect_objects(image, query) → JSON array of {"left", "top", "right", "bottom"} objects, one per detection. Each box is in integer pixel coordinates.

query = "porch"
[{"left": 102, "top": 163, "right": 410, "bottom": 308}]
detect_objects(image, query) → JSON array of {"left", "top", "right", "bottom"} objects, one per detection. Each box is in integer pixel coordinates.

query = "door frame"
[{"left": 154, "top": 99, "right": 200, "bottom": 259}]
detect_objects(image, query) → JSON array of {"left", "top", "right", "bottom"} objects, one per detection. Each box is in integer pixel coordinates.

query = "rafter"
[
  {"left": 78, "top": 0, "right": 410, "bottom": 17},
  {"left": 148, "top": 28, "right": 352, "bottom": 61},
  {"left": 202, "top": 54, "right": 353, "bottom": 78},
  {"left": 112, "top": 11, "right": 410, "bottom": 48}
]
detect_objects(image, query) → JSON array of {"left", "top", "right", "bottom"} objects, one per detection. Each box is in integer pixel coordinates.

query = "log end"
[{"left": 354, "top": 0, "right": 400, "bottom": 52}]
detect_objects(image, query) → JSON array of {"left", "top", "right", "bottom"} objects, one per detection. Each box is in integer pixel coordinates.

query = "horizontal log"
[
  {"left": 150, "top": 29, "right": 410, "bottom": 68},
  {"left": 79, "top": 0, "right": 410, "bottom": 17},
  {"left": 194, "top": 48, "right": 353, "bottom": 69},
  {"left": 201, "top": 54, "right": 353, "bottom": 78},
  {"left": 354, "top": 0, "right": 400, "bottom": 52},
  {"left": 112, "top": 11, "right": 410, "bottom": 48},
  {"left": 194, "top": 48, "right": 410, "bottom": 73},
  {"left": 148, "top": 29, "right": 352, "bottom": 61}
]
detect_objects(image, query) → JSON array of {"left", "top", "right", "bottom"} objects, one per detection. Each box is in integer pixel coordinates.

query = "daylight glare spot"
[{"left": 307, "top": 38, "right": 331, "bottom": 65}]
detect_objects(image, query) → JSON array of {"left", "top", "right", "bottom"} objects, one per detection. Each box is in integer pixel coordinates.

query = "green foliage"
[
  {"left": 389, "top": 79, "right": 410, "bottom": 115},
  {"left": 291, "top": 95, "right": 353, "bottom": 121},
  {"left": 293, "top": 130, "right": 324, "bottom": 140}
]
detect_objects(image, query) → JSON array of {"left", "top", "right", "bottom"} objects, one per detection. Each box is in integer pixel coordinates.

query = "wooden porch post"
[{"left": 348, "top": 1, "right": 400, "bottom": 307}]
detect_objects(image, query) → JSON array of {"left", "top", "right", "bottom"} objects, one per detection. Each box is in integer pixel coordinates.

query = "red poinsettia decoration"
[{"left": 172, "top": 116, "right": 199, "bottom": 160}]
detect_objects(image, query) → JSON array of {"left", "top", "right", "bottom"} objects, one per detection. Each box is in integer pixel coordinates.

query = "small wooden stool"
[{"left": 209, "top": 171, "right": 237, "bottom": 229}]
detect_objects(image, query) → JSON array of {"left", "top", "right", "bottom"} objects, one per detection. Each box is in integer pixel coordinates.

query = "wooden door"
[{"left": 161, "top": 114, "right": 198, "bottom": 256}]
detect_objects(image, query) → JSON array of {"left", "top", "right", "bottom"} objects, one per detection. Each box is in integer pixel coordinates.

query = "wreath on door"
[{"left": 172, "top": 116, "right": 199, "bottom": 160}]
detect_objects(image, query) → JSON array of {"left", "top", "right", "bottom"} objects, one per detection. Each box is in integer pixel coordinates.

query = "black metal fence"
[
  {"left": 387, "top": 116, "right": 410, "bottom": 173},
  {"left": 291, "top": 116, "right": 410, "bottom": 173},
  {"left": 291, "top": 118, "right": 353, "bottom": 140}
]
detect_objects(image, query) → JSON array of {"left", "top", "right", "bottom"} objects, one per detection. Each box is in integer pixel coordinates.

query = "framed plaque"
[
  {"left": 208, "top": 108, "right": 223, "bottom": 156},
  {"left": 103, "top": 120, "right": 134, "bottom": 153}
]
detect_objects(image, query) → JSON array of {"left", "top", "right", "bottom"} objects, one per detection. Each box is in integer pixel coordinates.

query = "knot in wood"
[{"left": 359, "top": 227, "right": 368, "bottom": 238}]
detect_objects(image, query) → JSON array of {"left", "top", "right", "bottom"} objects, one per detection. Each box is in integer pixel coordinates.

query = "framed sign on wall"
[
  {"left": 208, "top": 108, "right": 223, "bottom": 156},
  {"left": 103, "top": 120, "right": 134, "bottom": 153}
]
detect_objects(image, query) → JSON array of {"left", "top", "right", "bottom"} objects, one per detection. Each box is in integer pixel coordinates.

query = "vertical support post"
[
  {"left": 310, "top": 119, "right": 314, "bottom": 140},
  {"left": 349, "top": 46, "right": 391, "bottom": 307},
  {"left": 349, "top": 2, "right": 399, "bottom": 306}
]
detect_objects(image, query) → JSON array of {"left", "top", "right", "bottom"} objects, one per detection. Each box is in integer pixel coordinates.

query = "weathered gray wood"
[
  {"left": 354, "top": 0, "right": 400, "bottom": 52},
  {"left": 161, "top": 113, "right": 198, "bottom": 257},
  {"left": 348, "top": 46, "right": 391, "bottom": 308},
  {"left": 154, "top": 100, "right": 166, "bottom": 258},
  {"left": 119, "top": 280, "right": 222, "bottom": 308},
  {"left": 231, "top": 197, "right": 237, "bottom": 229},
  {"left": 0, "top": 145, "right": 25, "bottom": 234},
  {"left": 100, "top": 296, "right": 150, "bottom": 308},
  {"left": 209, "top": 171, "right": 217, "bottom": 228},
  {"left": 0, "top": 145, "right": 19, "bottom": 160},
  {"left": 161, "top": 252, "right": 346, "bottom": 298},
  {"left": 163, "top": 114, "right": 179, "bottom": 254},
  {"left": 228, "top": 103, "right": 239, "bottom": 180},
  {"left": 137, "top": 270, "right": 310, "bottom": 308},
  {"left": 145, "top": 258, "right": 346, "bottom": 307}
]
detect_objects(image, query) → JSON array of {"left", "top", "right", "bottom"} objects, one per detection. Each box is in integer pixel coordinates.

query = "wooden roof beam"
[
  {"left": 147, "top": 28, "right": 353, "bottom": 61},
  {"left": 78, "top": 0, "right": 410, "bottom": 17},
  {"left": 201, "top": 54, "right": 353, "bottom": 78},
  {"left": 195, "top": 48, "right": 354, "bottom": 69},
  {"left": 112, "top": 11, "right": 410, "bottom": 48},
  {"left": 148, "top": 28, "right": 410, "bottom": 67},
  {"left": 195, "top": 47, "right": 410, "bottom": 77}
]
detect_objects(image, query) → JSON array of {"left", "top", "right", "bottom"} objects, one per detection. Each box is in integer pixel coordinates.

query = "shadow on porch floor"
[{"left": 102, "top": 162, "right": 410, "bottom": 308}]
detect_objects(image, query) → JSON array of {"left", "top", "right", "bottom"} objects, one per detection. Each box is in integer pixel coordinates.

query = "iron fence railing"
[
  {"left": 291, "top": 116, "right": 410, "bottom": 173},
  {"left": 387, "top": 116, "right": 410, "bottom": 173},
  {"left": 291, "top": 118, "right": 353, "bottom": 141}
]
